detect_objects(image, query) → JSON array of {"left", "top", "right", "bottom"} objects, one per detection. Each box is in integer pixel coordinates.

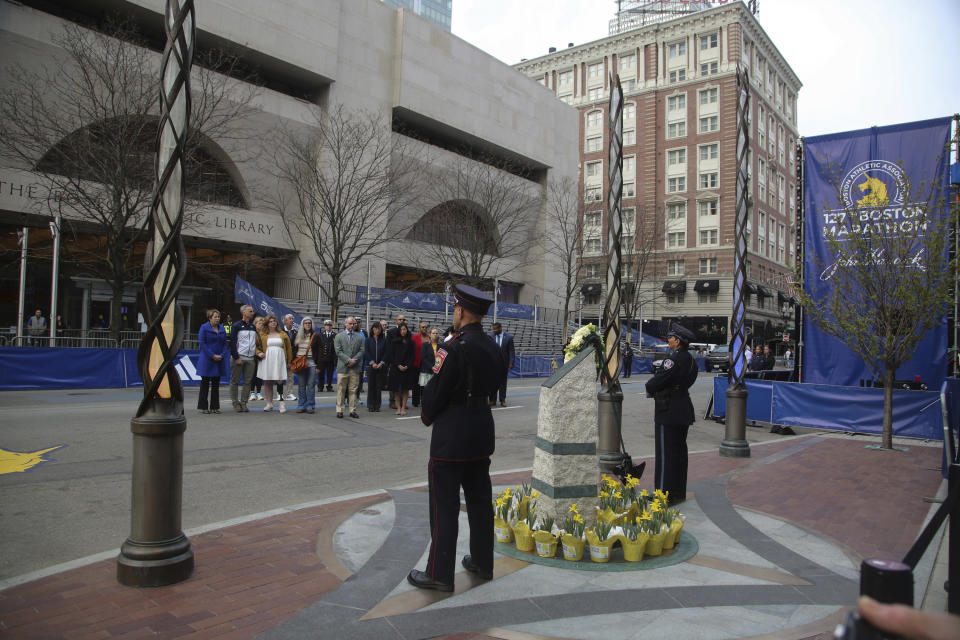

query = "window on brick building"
[
  {"left": 699, "top": 172, "right": 718, "bottom": 190},
  {"left": 699, "top": 115, "right": 718, "bottom": 133},
  {"left": 668, "top": 177, "right": 686, "bottom": 193},
  {"left": 667, "top": 231, "right": 686, "bottom": 248}
]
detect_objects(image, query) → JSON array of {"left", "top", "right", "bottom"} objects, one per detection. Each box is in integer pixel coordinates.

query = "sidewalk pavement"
[{"left": 0, "top": 433, "right": 948, "bottom": 639}]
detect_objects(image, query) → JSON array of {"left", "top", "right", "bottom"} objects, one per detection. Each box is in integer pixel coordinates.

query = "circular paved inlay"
[{"left": 494, "top": 531, "right": 698, "bottom": 571}]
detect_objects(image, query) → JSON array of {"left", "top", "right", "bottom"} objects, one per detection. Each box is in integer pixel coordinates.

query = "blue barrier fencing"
[
  {"left": 0, "top": 348, "right": 706, "bottom": 391},
  {"left": 712, "top": 376, "right": 943, "bottom": 440}
]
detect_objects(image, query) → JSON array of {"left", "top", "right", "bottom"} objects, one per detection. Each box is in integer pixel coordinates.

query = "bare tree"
[
  {"left": 543, "top": 176, "right": 582, "bottom": 344},
  {"left": 406, "top": 154, "right": 541, "bottom": 288},
  {"left": 796, "top": 163, "right": 956, "bottom": 449},
  {"left": 269, "top": 104, "right": 421, "bottom": 323},
  {"left": 619, "top": 205, "right": 664, "bottom": 346},
  {"left": 0, "top": 16, "right": 259, "bottom": 339}
]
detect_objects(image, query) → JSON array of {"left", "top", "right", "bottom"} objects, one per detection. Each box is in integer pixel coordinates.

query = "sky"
[{"left": 451, "top": 0, "right": 960, "bottom": 138}]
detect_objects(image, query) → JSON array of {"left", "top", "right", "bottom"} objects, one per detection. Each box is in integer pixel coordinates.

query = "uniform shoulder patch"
[
  {"left": 663, "top": 359, "right": 675, "bottom": 370},
  {"left": 433, "top": 348, "right": 448, "bottom": 374}
]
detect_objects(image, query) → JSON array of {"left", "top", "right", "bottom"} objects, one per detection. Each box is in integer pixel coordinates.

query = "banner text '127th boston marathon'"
[{"left": 802, "top": 117, "right": 952, "bottom": 388}]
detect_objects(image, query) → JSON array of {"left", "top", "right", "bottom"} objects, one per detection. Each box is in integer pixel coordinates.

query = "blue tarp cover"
[{"left": 712, "top": 376, "right": 942, "bottom": 440}]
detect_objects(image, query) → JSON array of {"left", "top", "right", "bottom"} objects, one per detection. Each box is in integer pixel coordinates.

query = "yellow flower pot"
[
  {"left": 663, "top": 520, "right": 684, "bottom": 550},
  {"left": 586, "top": 530, "right": 615, "bottom": 563},
  {"left": 532, "top": 530, "right": 559, "bottom": 558},
  {"left": 560, "top": 533, "right": 585, "bottom": 561},
  {"left": 645, "top": 530, "right": 667, "bottom": 556},
  {"left": 596, "top": 507, "right": 621, "bottom": 526},
  {"left": 494, "top": 517, "right": 513, "bottom": 543},
  {"left": 622, "top": 533, "right": 650, "bottom": 562},
  {"left": 513, "top": 522, "right": 535, "bottom": 552}
]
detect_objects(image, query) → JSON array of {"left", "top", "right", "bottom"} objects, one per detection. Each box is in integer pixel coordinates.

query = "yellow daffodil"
[
  {"left": 614, "top": 491, "right": 622, "bottom": 500},
  {"left": 600, "top": 490, "right": 609, "bottom": 499},
  {"left": 640, "top": 488, "right": 649, "bottom": 498},
  {"left": 574, "top": 514, "right": 584, "bottom": 524},
  {"left": 569, "top": 503, "right": 578, "bottom": 513},
  {"left": 532, "top": 490, "right": 539, "bottom": 498}
]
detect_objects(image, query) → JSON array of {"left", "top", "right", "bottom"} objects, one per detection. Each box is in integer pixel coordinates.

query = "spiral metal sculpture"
[
  {"left": 138, "top": 0, "right": 194, "bottom": 414},
  {"left": 720, "top": 65, "right": 752, "bottom": 459},
  {"left": 118, "top": 0, "right": 195, "bottom": 587},
  {"left": 600, "top": 73, "right": 623, "bottom": 390},
  {"left": 596, "top": 74, "right": 625, "bottom": 475},
  {"left": 730, "top": 65, "right": 750, "bottom": 388}
]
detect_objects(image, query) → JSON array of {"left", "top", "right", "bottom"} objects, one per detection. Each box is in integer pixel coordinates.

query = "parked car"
[{"left": 705, "top": 345, "right": 730, "bottom": 373}]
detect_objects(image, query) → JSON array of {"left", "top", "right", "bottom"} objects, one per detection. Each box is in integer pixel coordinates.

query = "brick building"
[{"left": 515, "top": 1, "right": 801, "bottom": 345}]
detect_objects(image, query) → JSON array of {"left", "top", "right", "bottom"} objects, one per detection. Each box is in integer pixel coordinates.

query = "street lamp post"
[{"left": 117, "top": 0, "right": 196, "bottom": 586}]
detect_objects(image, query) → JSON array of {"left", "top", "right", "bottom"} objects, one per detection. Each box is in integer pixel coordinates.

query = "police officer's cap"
[
  {"left": 668, "top": 324, "right": 694, "bottom": 345},
  {"left": 453, "top": 284, "right": 493, "bottom": 315}
]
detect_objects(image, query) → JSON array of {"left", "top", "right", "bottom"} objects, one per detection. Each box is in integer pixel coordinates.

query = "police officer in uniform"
[
  {"left": 644, "top": 324, "right": 698, "bottom": 506},
  {"left": 407, "top": 284, "right": 505, "bottom": 591}
]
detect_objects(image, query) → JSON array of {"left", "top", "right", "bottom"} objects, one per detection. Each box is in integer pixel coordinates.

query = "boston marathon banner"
[
  {"left": 802, "top": 117, "right": 952, "bottom": 388},
  {"left": 234, "top": 276, "right": 303, "bottom": 328}
]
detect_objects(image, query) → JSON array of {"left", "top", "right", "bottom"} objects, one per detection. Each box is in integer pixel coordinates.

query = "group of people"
[
  {"left": 746, "top": 344, "right": 776, "bottom": 371},
  {"left": 194, "top": 305, "right": 517, "bottom": 419}
]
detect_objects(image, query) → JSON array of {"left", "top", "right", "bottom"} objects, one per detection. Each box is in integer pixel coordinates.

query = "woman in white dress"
[{"left": 256, "top": 313, "right": 293, "bottom": 413}]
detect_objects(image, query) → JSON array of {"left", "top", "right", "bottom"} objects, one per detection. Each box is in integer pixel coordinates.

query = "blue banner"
[
  {"left": 803, "top": 118, "right": 952, "bottom": 389},
  {"left": 357, "top": 286, "right": 448, "bottom": 312},
  {"left": 235, "top": 276, "right": 304, "bottom": 328}
]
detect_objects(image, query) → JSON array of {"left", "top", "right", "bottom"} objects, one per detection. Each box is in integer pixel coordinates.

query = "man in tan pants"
[{"left": 333, "top": 316, "right": 363, "bottom": 418}]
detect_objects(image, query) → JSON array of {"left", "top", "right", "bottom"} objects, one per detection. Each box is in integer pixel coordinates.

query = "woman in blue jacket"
[
  {"left": 364, "top": 322, "right": 388, "bottom": 412},
  {"left": 197, "top": 309, "right": 230, "bottom": 413}
]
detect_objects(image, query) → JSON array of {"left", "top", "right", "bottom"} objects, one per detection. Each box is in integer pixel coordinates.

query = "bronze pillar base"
[
  {"left": 720, "top": 385, "right": 751, "bottom": 458},
  {"left": 597, "top": 387, "right": 626, "bottom": 474}
]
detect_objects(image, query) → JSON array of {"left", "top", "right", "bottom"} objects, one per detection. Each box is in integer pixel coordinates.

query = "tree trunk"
[
  {"left": 882, "top": 364, "right": 895, "bottom": 449},
  {"left": 329, "top": 276, "right": 340, "bottom": 325},
  {"left": 110, "top": 284, "right": 123, "bottom": 343},
  {"left": 561, "top": 299, "right": 570, "bottom": 345}
]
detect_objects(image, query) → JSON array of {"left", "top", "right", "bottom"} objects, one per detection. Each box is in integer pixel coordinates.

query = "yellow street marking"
[{"left": 0, "top": 445, "right": 64, "bottom": 474}]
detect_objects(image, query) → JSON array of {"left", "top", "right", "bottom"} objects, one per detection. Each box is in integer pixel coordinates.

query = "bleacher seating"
[{"left": 274, "top": 297, "right": 578, "bottom": 356}]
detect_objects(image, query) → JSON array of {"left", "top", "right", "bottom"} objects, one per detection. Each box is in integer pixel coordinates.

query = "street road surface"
[{"left": 0, "top": 374, "right": 795, "bottom": 583}]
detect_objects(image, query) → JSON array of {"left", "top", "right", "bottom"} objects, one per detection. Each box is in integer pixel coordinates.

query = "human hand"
[
  {"left": 857, "top": 595, "right": 960, "bottom": 640},
  {"left": 257, "top": 352, "right": 265, "bottom": 359},
  {"left": 212, "top": 355, "right": 222, "bottom": 361}
]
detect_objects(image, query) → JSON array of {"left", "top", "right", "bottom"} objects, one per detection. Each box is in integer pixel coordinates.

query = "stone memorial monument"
[{"left": 531, "top": 348, "right": 600, "bottom": 523}]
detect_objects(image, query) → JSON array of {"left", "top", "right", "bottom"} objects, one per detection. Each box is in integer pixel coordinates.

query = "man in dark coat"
[
  {"left": 407, "top": 285, "right": 505, "bottom": 591},
  {"left": 488, "top": 322, "right": 515, "bottom": 407},
  {"left": 318, "top": 319, "right": 337, "bottom": 391},
  {"left": 644, "top": 324, "right": 698, "bottom": 506},
  {"left": 622, "top": 341, "right": 634, "bottom": 378}
]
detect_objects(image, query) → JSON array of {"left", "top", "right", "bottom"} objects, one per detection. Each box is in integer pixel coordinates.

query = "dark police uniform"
[
  {"left": 413, "top": 288, "right": 505, "bottom": 588},
  {"left": 645, "top": 327, "right": 698, "bottom": 503}
]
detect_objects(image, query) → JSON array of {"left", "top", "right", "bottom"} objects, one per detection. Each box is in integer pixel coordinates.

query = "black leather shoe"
[
  {"left": 337, "top": 412, "right": 343, "bottom": 418},
  {"left": 461, "top": 555, "right": 492, "bottom": 580},
  {"left": 350, "top": 411, "right": 359, "bottom": 418},
  {"left": 406, "top": 569, "right": 453, "bottom": 592}
]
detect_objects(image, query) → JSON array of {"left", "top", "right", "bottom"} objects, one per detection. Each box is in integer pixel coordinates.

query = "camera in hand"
[{"left": 834, "top": 558, "right": 912, "bottom": 640}]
